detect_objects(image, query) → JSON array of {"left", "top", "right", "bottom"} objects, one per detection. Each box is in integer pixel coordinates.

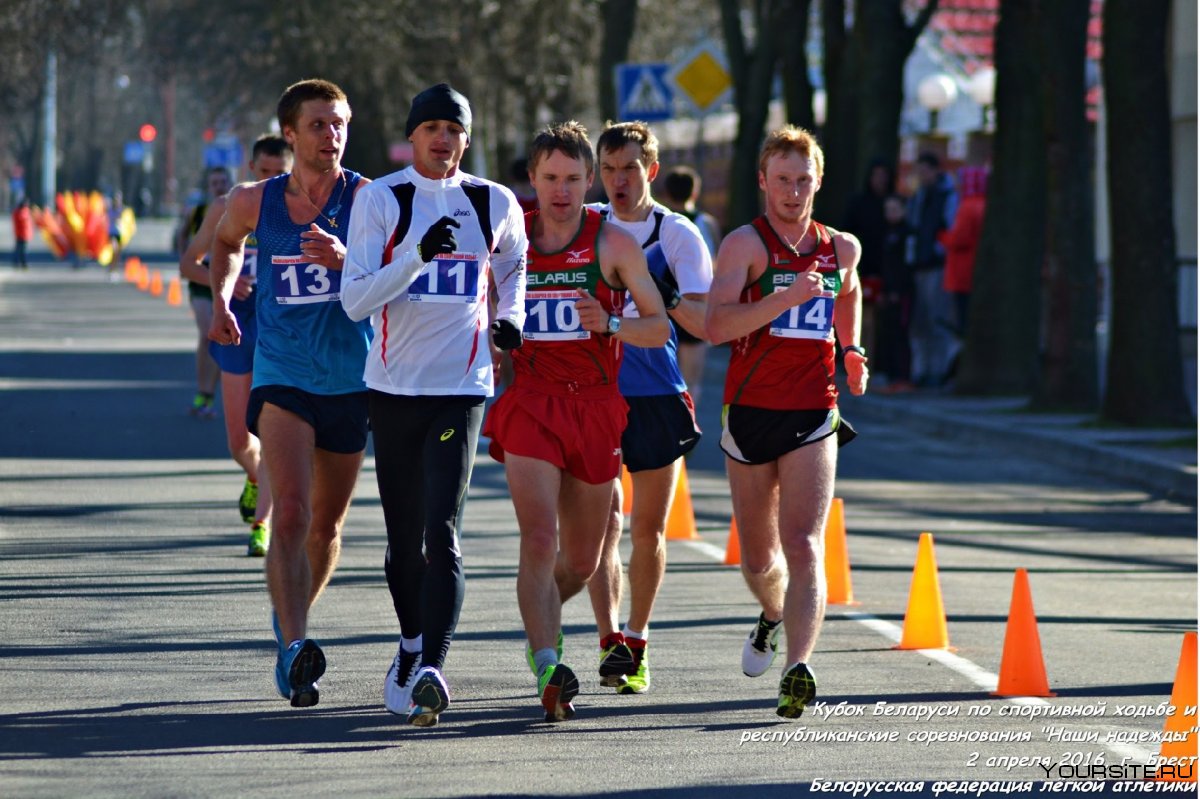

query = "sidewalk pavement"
[{"left": 840, "top": 389, "right": 1197, "bottom": 505}]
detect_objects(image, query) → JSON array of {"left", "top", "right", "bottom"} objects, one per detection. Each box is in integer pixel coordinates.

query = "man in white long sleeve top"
[{"left": 341, "top": 83, "right": 527, "bottom": 728}]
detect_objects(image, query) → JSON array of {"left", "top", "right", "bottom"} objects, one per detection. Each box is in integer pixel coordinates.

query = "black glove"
[
  {"left": 650, "top": 271, "right": 681, "bottom": 310},
  {"left": 490, "top": 319, "right": 523, "bottom": 351},
  {"left": 418, "top": 216, "right": 461, "bottom": 262}
]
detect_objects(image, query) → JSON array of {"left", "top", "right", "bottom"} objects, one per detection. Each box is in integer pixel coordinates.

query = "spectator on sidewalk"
[
  {"left": 875, "top": 194, "right": 914, "bottom": 392},
  {"left": 942, "top": 166, "right": 988, "bottom": 341},
  {"left": 906, "top": 152, "right": 957, "bottom": 388},
  {"left": 11, "top": 196, "right": 32, "bottom": 270},
  {"left": 842, "top": 158, "right": 895, "bottom": 359}
]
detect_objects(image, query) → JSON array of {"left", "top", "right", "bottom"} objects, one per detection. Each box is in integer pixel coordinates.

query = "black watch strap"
[{"left": 842, "top": 345, "right": 867, "bottom": 357}]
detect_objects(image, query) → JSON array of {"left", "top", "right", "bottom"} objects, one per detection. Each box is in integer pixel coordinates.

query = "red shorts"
[{"left": 484, "top": 377, "right": 628, "bottom": 485}]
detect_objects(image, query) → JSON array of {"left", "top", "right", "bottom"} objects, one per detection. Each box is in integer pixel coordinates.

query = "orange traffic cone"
[
  {"left": 620, "top": 465, "right": 633, "bottom": 515},
  {"left": 896, "top": 532, "right": 951, "bottom": 650},
  {"left": 123, "top": 257, "right": 139, "bottom": 282},
  {"left": 992, "top": 568, "right": 1054, "bottom": 697},
  {"left": 665, "top": 462, "right": 699, "bottom": 540},
  {"left": 1157, "top": 631, "right": 1198, "bottom": 782},
  {"left": 166, "top": 275, "right": 182, "bottom": 307},
  {"left": 149, "top": 270, "right": 163, "bottom": 297},
  {"left": 136, "top": 262, "right": 150, "bottom": 291},
  {"left": 824, "top": 497, "right": 857, "bottom": 606},
  {"left": 723, "top": 516, "right": 741, "bottom": 565}
]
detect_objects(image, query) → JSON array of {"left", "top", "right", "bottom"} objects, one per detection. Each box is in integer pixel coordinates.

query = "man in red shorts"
[
  {"left": 484, "top": 121, "right": 669, "bottom": 722},
  {"left": 706, "top": 126, "right": 868, "bottom": 719}
]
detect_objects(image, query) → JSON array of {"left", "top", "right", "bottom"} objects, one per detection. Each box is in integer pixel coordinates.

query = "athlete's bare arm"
[
  {"left": 705, "top": 225, "right": 824, "bottom": 344},
  {"left": 830, "top": 229, "right": 868, "bottom": 395},
  {"left": 577, "top": 223, "right": 669, "bottom": 348},
  {"left": 208, "top": 183, "right": 263, "bottom": 346},
  {"left": 179, "top": 195, "right": 226, "bottom": 286}
]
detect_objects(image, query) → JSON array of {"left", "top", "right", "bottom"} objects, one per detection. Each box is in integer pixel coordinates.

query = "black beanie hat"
[{"left": 405, "top": 83, "right": 472, "bottom": 137}]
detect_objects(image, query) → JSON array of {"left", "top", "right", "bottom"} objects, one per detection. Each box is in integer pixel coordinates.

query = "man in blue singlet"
[
  {"left": 209, "top": 79, "right": 372, "bottom": 709},
  {"left": 183, "top": 134, "right": 292, "bottom": 557}
]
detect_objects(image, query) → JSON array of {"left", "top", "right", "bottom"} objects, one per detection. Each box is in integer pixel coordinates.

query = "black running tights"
[{"left": 369, "top": 391, "right": 484, "bottom": 671}]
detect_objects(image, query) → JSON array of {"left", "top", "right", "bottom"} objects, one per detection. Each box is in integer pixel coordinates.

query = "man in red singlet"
[
  {"left": 706, "top": 126, "right": 868, "bottom": 719},
  {"left": 484, "top": 121, "right": 669, "bottom": 722}
]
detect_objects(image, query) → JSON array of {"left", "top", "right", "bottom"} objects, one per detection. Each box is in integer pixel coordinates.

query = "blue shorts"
[
  {"left": 209, "top": 308, "right": 257, "bottom": 375},
  {"left": 247, "top": 385, "right": 370, "bottom": 454}
]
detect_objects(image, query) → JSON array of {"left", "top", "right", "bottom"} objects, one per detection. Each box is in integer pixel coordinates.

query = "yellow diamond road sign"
[{"left": 673, "top": 47, "right": 732, "bottom": 112}]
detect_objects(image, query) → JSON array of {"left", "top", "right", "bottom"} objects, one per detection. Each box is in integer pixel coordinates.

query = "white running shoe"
[
  {"left": 407, "top": 666, "right": 451, "bottom": 727},
  {"left": 384, "top": 644, "right": 420, "bottom": 715},
  {"left": 741, "top": 614, "right": 782, "bottom": 677}
]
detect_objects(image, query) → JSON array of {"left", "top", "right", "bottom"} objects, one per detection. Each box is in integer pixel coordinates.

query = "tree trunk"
[
  {"left": 817, "top": 0, "right": 936, "bottom": 221},
  {"left": 721, "top": 0, "right": 780, "bottom": 228},
  {"left": 1032, "top": 0, "right": 1096, "bottom": 410},
  {"left": 1100, "top": 0, "right": 1193, "bottom": 424},
  {"left": 598, "top": 0, "right": 639, "bottom": 124},
  {"left": 815, "top": 0, "right": 856, "bottom": 221},
  {"left": 957, "top": 0, "right": 1045, "bottom": 394},
  {"left": 776, "top": 0, "right": 814, "bottom": 130}
]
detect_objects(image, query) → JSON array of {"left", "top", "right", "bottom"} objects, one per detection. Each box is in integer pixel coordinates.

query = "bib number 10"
[{"left": 524, "top": 290, "right": 588, "bottom": 341}]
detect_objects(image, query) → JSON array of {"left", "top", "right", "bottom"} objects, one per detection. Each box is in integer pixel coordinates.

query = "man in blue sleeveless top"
[{"left": 209, "top": 79, "right": 372, "bottom": 708}]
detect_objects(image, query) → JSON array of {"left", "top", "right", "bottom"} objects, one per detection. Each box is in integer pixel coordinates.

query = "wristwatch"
[
  {"left": 842, "top": 345, "right": 867, "bottom": 358},
  {"left": 605, "top": 315, "right": 622, "bottom": 336}
]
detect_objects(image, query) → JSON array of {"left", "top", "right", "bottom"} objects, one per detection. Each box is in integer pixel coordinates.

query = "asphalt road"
[{"left": 0, "top": 267, "right": 1195, "bottom": 798}]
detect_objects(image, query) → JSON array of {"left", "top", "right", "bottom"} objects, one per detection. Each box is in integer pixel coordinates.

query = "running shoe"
[
  {"left": 742, "top": 613, "right": 782, "bottom": 677},
  {"left": 776, "top": 662, "right": 818, "bottom": 719},
  {"left": 384, "top": 644, "right": 420, "bottom": 716},
  {"left": 247, "top": 521, "right": 269, "bottom": 557},
  {"left": 238, "top": 479, "right": 259, "bottom": 523},
  {"left": 407, "top": 666, "right": 450, "bottom": 727},
  {"left": 525, "top": 631, "right": 564, "bottom": 676},
  {"left": 275, "top": 638, "right": 325, "bottom": 708},
  {"left": 598, "top": 631, "right": 635, "bottom": 687},
  {"left": 270, "top": 611, "right": 284, "bottom": 653},
  {"left": 537, "top": 662, "right": 579, "bottom": 722},
  {"left": 617, "top": 640, "right": 649, "bottom": 694},
  {"left": 190, "top": 392, "right": 216, "bottom": 419}
]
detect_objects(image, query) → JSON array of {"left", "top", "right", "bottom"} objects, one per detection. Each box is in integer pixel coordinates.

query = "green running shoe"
[
  {"left": 617, "top": 641, "right": 649, "bottom": 694},
  {"left": 238, "top": 478, "right": 258, "bottom": 523},
  {"left": 537, "top": 662, "right": 578, "bottom": 722},
  {"left": 776, "top": 662, "right": 818, "bottom": 719},
  {"left": 598, "top": 632, "right": 635, "bottom": 687},
  {"left": 525, "top": 631, "right": 564, "bottom": 676},
  {"left": 247, "top": 521, "right": 269, "bottom": 557}
]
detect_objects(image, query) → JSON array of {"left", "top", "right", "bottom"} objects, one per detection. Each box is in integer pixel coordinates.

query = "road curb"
[{"left": 846, "top": 395, "right": 1198, "bottom": 506}]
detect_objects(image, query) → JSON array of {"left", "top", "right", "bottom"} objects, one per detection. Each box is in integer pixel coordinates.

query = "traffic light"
[{"left": 138, "top": 124, "right": 157, "bottom": 143}]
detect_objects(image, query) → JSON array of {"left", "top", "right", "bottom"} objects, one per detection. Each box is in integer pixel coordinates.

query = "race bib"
[
  {"left": 406, "top": 253, "right": 481, "bottom": 304},
  {"left": 769, "top": 279, "right": 837, "bottom": 340},
  {"left": 523, "top": 289, "right": 589, "bottom": 341},
  {"left": 271, "top": 254, "right": 340, "bottom": 305}
]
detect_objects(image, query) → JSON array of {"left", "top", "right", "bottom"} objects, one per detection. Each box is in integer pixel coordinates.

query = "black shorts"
[
  {"left": 187, "top": 280, "right": 213, "bottom": 301},
  {"left": 247, "top": 385, "right": 370, "bottom": 454},
  {"left": 621, "top": 392, "right": 701, "bottom": 473},
  {"left": 720, "top": 405, "right": 856, "bottom": 465},
  {"left": 674, "top": 318, "right": 703, "bottom": 345}
]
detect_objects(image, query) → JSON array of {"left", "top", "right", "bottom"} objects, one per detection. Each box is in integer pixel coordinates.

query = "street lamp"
[
  {"left": 917, "top": 73, "right": 957, "bottom": 133},
  {"left": 965, "top": 67, "right": 996, "bottom": 131}
]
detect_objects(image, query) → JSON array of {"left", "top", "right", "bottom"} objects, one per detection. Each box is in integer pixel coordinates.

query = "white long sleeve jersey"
[{"left": 342, "top": 166, "right": 527, "bottom": 396}]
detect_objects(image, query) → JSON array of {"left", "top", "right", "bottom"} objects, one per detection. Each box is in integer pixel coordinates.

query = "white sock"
[
  {"left": 623, "top": 625, "right": 647, "bottom": 642},
  {"left": 401, "top": 634, "right": 422, "bottom": 653}
]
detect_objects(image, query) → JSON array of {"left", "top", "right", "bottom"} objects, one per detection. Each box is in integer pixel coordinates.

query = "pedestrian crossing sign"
[{"left": 616, "top": 63, "right": 674, "bottom": 122}]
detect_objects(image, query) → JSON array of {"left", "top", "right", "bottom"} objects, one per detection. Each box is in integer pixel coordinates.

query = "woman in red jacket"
[{"left": 942, "top": 166, "right": 988, "bottom": 337}]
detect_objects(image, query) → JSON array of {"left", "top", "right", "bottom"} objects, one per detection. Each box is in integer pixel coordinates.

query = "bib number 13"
[{"left": 272, "top": 255, "right": 339, "bottom": 305}]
